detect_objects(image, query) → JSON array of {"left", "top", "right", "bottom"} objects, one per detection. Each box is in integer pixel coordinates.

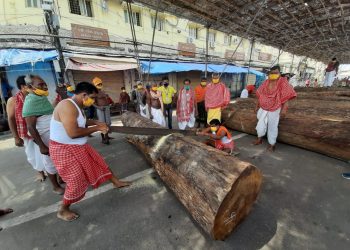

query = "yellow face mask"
[
  {"left": 67, "top": 86, "right": 74, "bottom": 92},
  {"left": 152, "top": 87, "right": 158, "bottom": 91},
  {"left": 210, "top": 126, "right": 218, "bottom": 133},
  {"left": 83, "top": 97, "right": 95, "bottom": 107},
  {"left": 200, "top": 81, "right": 207, "bottom": 86},
  {"left": 269, "top": 74, "right": 280, "bottom": 80},
  {"left": 212, "top": 78, "right": 220, "bottom": 84},
  {"left": 33, "top": 88, "right": 49, "bottom": 96},
  {"left": 137, "top": 85, "right": 143, "bottom": 90},
  {"left": 96, "top": 84, "right": 103, "bottom": 90}
]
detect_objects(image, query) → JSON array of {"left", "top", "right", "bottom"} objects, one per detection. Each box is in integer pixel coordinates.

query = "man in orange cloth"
[
  {"left": 50, "top": 82, "right": 130, "bottom": 221},
  {"left": 205, "top": 73, "right": 230, "bottom": 124},
  {"left": 254, "top": 65, "right": 296, "bottom": 151},
  {"left": 194, "top": 77, "right": 207, "bottom": 128}
]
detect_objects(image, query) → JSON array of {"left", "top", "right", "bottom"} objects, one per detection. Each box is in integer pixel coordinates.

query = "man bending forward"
[{"left": 49, "top": 82, "right": 130, "bottom": 221}]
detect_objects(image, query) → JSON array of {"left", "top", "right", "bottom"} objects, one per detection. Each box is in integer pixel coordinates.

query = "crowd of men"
[{"left": 4, "top": 62, "right": 349, "bottom": 223}]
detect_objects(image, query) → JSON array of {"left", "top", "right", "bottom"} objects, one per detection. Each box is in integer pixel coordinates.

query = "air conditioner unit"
[
  {"left": 187, "top": 37, "right": 194, "bottom": 43},
  {"left": 209, "top": 41, "right": 215, "bottom": 48}
]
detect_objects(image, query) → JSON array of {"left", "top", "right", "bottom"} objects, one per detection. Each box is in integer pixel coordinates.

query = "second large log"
[
  {"left": 222, "top": 99, "right": 350, "bottom": 161},
  {"left": 121, "top": 112, "right": 263, "bottom": 240}
]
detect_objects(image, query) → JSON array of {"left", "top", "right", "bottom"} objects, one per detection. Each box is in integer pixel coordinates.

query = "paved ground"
[{"left": 0, "top": 117, "right": 349, "bottom": 250}]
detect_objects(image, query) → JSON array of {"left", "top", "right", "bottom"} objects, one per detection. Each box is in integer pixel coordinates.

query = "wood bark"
[
  {"left": 121, "top": 112, "right": 263, "bottom": 240},
  {"left": 222, "top": 99, "right": 350, "bottom": 161}
]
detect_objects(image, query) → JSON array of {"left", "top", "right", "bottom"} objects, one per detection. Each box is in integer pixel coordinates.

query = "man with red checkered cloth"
[
  {"left": 6, "top": 76, "right": 46, "bottom": 181},
  {"left": 49, "top": 82, "right": 130, "bottom": 222},
  {"left": 253, "top": 65, "right": 296, "bottom": 151}
]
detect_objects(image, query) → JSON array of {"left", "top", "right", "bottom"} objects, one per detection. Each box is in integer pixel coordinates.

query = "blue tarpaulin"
[
  {"left": 0, "top": 49, "right": 58, "bottom": 67},
  {"left": 140, "top": 60, "right": 265, "bottom": 77}
]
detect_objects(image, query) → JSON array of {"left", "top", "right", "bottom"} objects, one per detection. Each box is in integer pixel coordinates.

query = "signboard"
[
  {"left": 178, "top": 42, "right": 196, "bottom": 57},
  {"left": 225, "top": 50, "right": 245, "bottom": 61},
  {"left": 71, "top": 24, "right": 110, "bottom": 47},
  {"left": 258, "top": 52, "right": 272, "bottom": 61}
]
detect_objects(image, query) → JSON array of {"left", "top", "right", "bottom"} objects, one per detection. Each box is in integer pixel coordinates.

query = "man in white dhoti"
[
  {"left": 7, "top": 76, "right": 46, "bottom": 181},
  {"left": 176, "top": 79, "right": 197, "bottom": 130},
  {"left": 22, "top": 75, "right": 64, "bottom": 194},
  {"left": 254, "top": 65, "right": 297, "bottom": 151},
  {"left": 147, "top": 83, "right": 166, "bottom": 127},
  {"left": 324, "top": 58, "right": 339, "bottom": 87}
]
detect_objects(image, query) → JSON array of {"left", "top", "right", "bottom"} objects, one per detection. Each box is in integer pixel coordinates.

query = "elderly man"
[
  {"left": 324, "top": 57, "right": 339, "bottom": 87},
  {"left": 92, "top": 77, "right": 113, "bottom": 144},
  {"left": 205, "top": 73, "right": 230, "bottom": 124},
  {"left": 147, "top": 83, "right": 166, "bottom": 126},
  {"left": 254, "top": 65, "right": 296, "bottom": 151},
  {"left": 50, "top": 82, "right": 130, "bottom": 221},
  {"left": 22, "top": 75, "right": 64, "bottom": 194},
  {"left": 7, "top": 76, "right": 45, "bottom": 181}
]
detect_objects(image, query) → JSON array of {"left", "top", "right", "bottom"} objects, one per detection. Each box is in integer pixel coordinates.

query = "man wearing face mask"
[
  {"left": 157, "top": 76, "right": 176, "bottom": 129},
  {"left": 50, "top": 82, "right": 130, "bottom": 221},
  {"left": 254, "top": 65, "right": 296, "bottom": 151},
  {"left": 7, "top": 76, "right": 46, "bottom": 181},
  {"left": 92, "top": 77, "right": 113, "bottom": 144},
  {"left": 147, "top": 83, "right": 166, "bottom": 127},
  {"left": 22, "top": 75, "right": 64, "bottom": 194},
  {"left": 205, "top": 73, "right": 230, "bottom": 124},
  {"left": 194, "top": 77, "right": 208, "bottom": 128},
  {"left": 119, "top": 86, "right": 130, "bottom": 113},
  {"left": 176, "top": 79, "right": 197, "bottom": 130}
]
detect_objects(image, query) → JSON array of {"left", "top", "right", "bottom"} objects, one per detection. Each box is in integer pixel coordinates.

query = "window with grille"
[
  {"left": 69, "top": 0, "right": 93, "bottom": 17},
  {"left": 189, "top": 27, "right": 198, "bottom": 39},
  {"left": 123, "top": 10, "right": 142, "bottom": 27},
  {"left": 224, "top": 35, "right": 232, "bottom": 46},
  {"left": 26, "top": 0, "right": 41, "bottom": 8},
  {"left": 151, "top": 16, "right": 165, "bottom": 31}
]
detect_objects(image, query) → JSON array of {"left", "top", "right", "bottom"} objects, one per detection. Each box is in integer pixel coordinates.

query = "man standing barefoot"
[{"left": 50, "top": 82, "right": 130, "bottom": 221}]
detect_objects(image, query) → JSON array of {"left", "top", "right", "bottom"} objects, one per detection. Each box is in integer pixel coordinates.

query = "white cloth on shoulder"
[{"left": 255, "top": 108, "right": 281, "bottom": 145}]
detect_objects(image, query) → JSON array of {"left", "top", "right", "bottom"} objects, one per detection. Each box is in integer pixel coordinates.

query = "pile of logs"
[
  {"left": 222, "top": 88, "right": 350, "bottom": 161},
  {"left": 121, "top": 112, "right": 263, "bottom": 240}
]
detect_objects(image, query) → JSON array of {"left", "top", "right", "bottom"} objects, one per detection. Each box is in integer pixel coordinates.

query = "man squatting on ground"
[
  {"left": 49, "top": 82, "right": 130, "bottom": 221},
  {"left": 22, "top": 75, "right": 64, "bottom": 194},
  {"left": 6, "top": 76, "right": 46, "bottom": 181},
  {"left": 254, "top": 65, "right": 297, "bottom": 151},
  {"left": 92, "top": 77, "right": 113, "bottom": 144}
]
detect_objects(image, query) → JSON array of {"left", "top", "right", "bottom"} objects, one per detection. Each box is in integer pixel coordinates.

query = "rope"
[
  {"left": 126, "top": 0, "right": 142, "bottom": 81},
  {"left": 146, "top": 0, "right": 161, "bottom": 83}
]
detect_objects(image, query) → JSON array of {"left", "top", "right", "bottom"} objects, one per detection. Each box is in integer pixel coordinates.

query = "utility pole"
[
  {"left": 42, "top": 0, "right": 66, "bottom": 84},
  {"left": 205, "top": 25, "right": 210, "bottom": 78}
]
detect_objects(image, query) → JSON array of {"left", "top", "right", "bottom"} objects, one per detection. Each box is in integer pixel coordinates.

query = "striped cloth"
[
  {"left": 256, "top": 77, "right": 296, "bottom": 112},
  {"left": 49, "top": 140, "right": 112, "bottom": 205},
  {"left": 15, "top": 92, "right": 29, "bottom": 139},
  {"left": 176, "top": 87, "right": 195, "bottom": 122}
]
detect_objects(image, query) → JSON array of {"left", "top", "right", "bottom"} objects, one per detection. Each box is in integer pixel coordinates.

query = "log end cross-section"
[{"left": 121, "top": 112, "right": 263, "bottom": 240}]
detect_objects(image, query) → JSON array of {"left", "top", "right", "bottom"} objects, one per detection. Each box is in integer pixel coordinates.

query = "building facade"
[{"left": 0, "top": 0, "right": 327, "bottom": 98}]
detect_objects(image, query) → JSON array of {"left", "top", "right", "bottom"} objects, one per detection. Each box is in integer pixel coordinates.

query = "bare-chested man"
[
  {"left": 92, "top": 77, "right": 113, "bottom": 144},
  {"left": 49, "top": 82, "right": 130, "bottom": 221},
  {"left": 147, "top": 83, "right": 166, "bottom": 127}
]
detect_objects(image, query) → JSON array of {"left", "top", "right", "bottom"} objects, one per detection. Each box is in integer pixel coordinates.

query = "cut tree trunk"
[
  {"left": 121, "top": 112, "right": 263, "bottom": 240},
  {"left": 222, "top": 99, "right": 350, "bottom": 161}
]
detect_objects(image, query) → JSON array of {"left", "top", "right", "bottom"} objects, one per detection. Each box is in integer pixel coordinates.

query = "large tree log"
[
  {"left": 121, "top": 112, "right": 263, "bottom": 240},
  {"left": 222, "top": 99, "right": 350, "bottom": 161}
]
